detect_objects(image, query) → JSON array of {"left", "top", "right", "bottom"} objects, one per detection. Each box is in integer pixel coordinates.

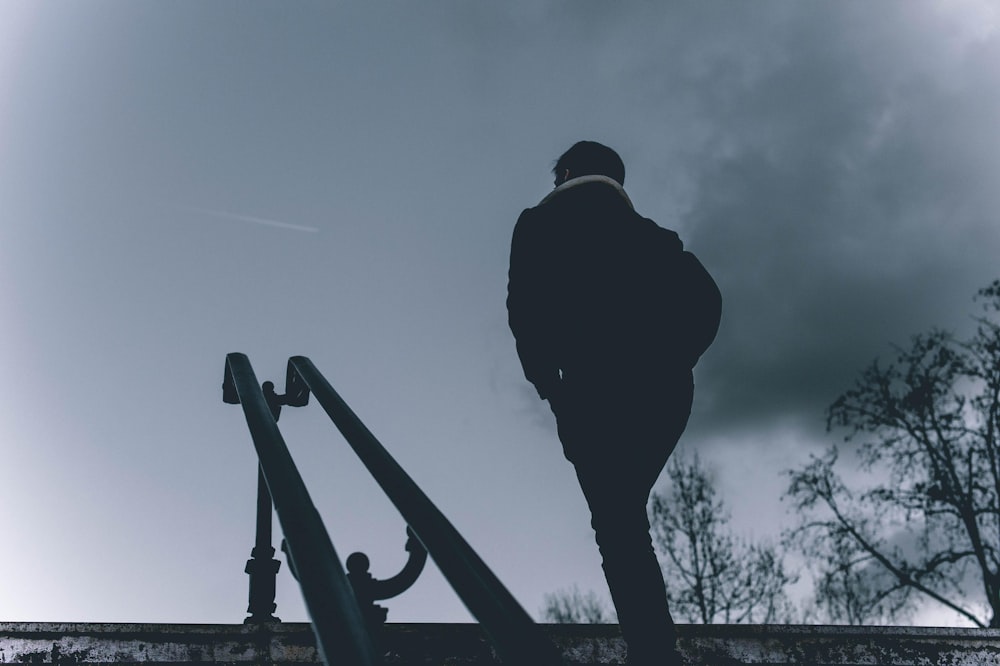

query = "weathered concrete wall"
[{"left": 1, "top": 622, "right": 999, "bottom": 665}]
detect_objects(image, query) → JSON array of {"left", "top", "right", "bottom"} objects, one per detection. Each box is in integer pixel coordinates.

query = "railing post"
[
  {"left": 244, "top": 465, "right": 281, "bottom": 623},
  {"left": 345, "top": 526, "right": 428, "bottom": 631},
  {"left": 244, "top": 383, "right": 285, "bottom": 624}
]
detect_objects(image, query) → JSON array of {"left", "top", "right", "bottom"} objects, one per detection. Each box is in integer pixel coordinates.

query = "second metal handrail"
[{"left": 285, "top": 355, "right": 563, "bottom": 665}]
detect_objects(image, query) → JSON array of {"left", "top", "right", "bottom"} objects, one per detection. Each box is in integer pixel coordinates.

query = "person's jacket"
[{"left": 507, "top": 175, "right": 721, "bottom": 399}]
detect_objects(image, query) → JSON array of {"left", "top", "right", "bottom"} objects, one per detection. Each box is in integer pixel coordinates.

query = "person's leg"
[
  {"left": 557, "top": 377, "right": 694, "bottom": 665},
  {"left": 575, "top": 449, "right": 681, "bottom": 664}
]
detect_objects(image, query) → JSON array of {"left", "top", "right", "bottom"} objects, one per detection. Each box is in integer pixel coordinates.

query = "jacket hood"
[{"left": 538, "top": 174, "right": 634, "bottom": 209}]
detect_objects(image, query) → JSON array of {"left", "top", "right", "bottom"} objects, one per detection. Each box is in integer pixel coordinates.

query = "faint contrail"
[{"left": 182, "top": 206, "right": 321, "bottom": 233}]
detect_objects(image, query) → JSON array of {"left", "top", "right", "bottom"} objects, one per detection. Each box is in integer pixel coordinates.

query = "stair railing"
[
  {"left": 224, "top": 352, "right": 563, "bottom": 666},
  {"left": 223, "top": 353, "right": 378, "bottom": 666}
]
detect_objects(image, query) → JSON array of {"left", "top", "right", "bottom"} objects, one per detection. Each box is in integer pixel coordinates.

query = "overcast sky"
[{"left": 2, "top": 2, "right": 999, "bottom": 626}]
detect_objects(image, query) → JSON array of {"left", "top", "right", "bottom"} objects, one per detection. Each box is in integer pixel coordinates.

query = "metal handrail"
[
  {"left": 223, "top": 353, "right": 378, "bottom": 666},
  {"left": 286, "top": 355, "right": 563, "bottom": 665}
]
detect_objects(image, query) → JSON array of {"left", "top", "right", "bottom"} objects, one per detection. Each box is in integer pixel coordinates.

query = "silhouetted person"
[{"left": 507, "top": 141, "right": 721, "bottom": 666}]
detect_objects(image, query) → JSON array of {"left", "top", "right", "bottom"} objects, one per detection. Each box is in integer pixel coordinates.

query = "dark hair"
[{"left": 553, "top": 141, "right": 625, "bottom": 186}]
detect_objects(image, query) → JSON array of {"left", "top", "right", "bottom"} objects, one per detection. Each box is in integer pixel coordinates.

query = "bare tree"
[
  {"left": 785, "top": 280, "right": 1000, "bottom": 627},
  {"left": 784, "top": 449, "right": 922, "bottom": 625},
  {"left": 543, "top": 454, "right": 796, "bottom": 624},
  {"left": 652, "top": 453, "right": 798, "bottom": 624},
  {"left": 541, "top": 585, "right": 616, "bottom": 624}
]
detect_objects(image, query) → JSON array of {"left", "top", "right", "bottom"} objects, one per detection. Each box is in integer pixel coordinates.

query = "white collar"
[{"left": 539, "top": 174, "right": 634, "bottom": 209}]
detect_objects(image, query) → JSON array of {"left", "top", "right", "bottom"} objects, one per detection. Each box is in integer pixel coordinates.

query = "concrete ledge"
[{"left": 2, "top": 622, "right": 999, "bottom": 665}]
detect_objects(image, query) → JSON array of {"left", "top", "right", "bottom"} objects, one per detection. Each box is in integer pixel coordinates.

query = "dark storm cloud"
[{"left": 585, "top": 3, "right": 1000, "bottom": 442}]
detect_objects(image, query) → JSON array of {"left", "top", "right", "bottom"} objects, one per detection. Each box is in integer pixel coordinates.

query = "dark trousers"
[{"left": 553, "top": 373, "right": 694, "bottom": 664}]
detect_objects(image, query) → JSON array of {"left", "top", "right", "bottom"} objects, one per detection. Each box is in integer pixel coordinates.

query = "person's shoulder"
[
  {"left": 637, "top": 215, "right": 684, "bottom": 253},
  {"left": 511, "top": 205, "right": 551, "bottom": 247},
  {"left": 514, "top": 205, "right": 542, "bottom": 231}
]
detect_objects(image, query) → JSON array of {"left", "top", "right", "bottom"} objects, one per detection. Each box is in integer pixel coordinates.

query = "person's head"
[{"left": 552, "top": 141, "right": 625, "bottom": 187}]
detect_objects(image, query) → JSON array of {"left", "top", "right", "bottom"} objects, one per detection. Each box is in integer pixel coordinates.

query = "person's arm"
[{"left": 507, "top": 209, "right": 560, "bottom": 400}]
